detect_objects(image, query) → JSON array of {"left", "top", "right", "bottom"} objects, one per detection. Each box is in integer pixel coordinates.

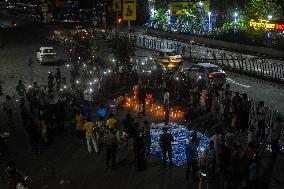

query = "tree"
[
  {"left": 244, "top": 0, "right": 283, "bottom": 20},
  {"left": 111, "top": 36, "right": 136, "bottom": 72}
]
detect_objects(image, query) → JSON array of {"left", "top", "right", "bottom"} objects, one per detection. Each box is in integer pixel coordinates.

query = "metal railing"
[{"left": 131, "top": 34, "right": 284, "bottom": 83}]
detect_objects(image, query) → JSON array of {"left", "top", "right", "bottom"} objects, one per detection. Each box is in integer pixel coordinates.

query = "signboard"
[
  {"left": 41, "top": 3, "right": 48, "bottom": 13},
  {"left": 123, "top": 0, "right": 136, "bottom": 20},
  {"left": 109, "top": 0, "right": 122, "bottom": 12},
  {"left": 169, "top": 0, "right": 210, "bottom": 15},
  {"left": 250, "top": 19, "right": 284, "bottom": 31}
]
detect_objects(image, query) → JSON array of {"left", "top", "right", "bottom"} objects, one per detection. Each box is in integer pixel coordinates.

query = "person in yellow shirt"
[
  {"left": 38, "top": 115, "right": 48, "bottom": 153},
  {"left": 83, "top": 117, "right": 98, "bottom": 153},
  {"left": 75, "top": 110, "right": 85, "bottom": 139},
  {"left": 106, "top": 114, "right": 117, "bottom": 130}
]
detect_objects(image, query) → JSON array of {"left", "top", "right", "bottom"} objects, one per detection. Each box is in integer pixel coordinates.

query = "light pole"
[
  {"left": 233, "top": 12, "right": 238, "bottom": 31},
  {"left": 208, "top": 11, "right": 212, "bottom": 31},
  {"left": 197, "top": 1, "right": 204, "bottom": 34}
]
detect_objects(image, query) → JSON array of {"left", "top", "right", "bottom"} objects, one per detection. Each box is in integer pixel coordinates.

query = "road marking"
[{"left": 227, "top": 78, "right": 251, "bottom": 88}]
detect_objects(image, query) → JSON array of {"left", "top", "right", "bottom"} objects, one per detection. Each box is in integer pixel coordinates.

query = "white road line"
[{"left": 227, "top": 78, "right": 251, "bottom": 88}]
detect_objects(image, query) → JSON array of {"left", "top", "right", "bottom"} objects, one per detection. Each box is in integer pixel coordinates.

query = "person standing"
[
  {"left": 38, "top": 115, "right": 48, "bottom": 153},
  {"left": 223, "top": 90, "right": 232, "bottom": 127},
  {"left": 185, "top": 138, "right": 198, "bottom": 180},
  {"left": 83, "top": 117, "right": 98, "bottom": 153},
  {"left": 123, "top": 114, "right": 135, "bottom": 151},
  {"left": 20, "top": 98, "right": 29, "bottom": 128},
  {"left": 55, "top": 68, "right": 62, "bottom": 91},
  {"left": 16, "top": 80, "right": 26, "bottom": 99},
  {"left": 25, "top": 117, "right": 39, "bottom": 152},
  {"left": 159, "top": 127, "right": 174, "bottom": 167},
  {"left": 48, "top": 72, "right": 54, "bottom": 92},
  {"left": 28, "top": 56, "right": 34, "bottom": 83},
  {"left": 75, "top": 109, "right": 85, "bottom": 139},
  {"left": 3, "top": 95, "right": 14, "bottom": 127},
  {"left": 207, "top": 141, "right": 216, "bottom": 189},
  {"left": 257, "top": 101, "right": 266, "bottom": 139},
  {"left": 248, "top": 158, "right": 258, "bottom": 189},
  {"left": 104, "top": 128, "right": 118, "bottom": 169},
  {"left": 232, "top": 92, "right": 242, "bottom": 129},
  {"left": 163, "top": 90, "right": 170, "bottom": 125},
  {"left": 27, "top": 82, "right": 39, "bottom": 113},
  {"left": 134, "top": 129, "right": 147, "bottom": 170},
  {"left": 240, "top": 93, "right": 250, "bottom": 132},
  {"left": 143, "top": 120, "right": 151, "bottom": 155}
]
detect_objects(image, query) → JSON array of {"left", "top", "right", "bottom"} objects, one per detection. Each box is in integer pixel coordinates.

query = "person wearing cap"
[{"left": 159, "top": 127, "right": 174, "bottom": 167}]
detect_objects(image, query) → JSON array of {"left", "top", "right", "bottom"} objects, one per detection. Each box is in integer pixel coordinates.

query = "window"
[
  {"left": 207, "top": 67, "right": 222, "bottom": 73},
  {"left": 189, "top": 65, "right": 199, "bottom": 71},
  {"left": 43, "top": 49, "right": 55, "bottom": 54}
]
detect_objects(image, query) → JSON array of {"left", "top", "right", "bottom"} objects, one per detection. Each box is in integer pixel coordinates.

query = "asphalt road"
[
  {"left": 134, "top": 48, "right": 284, "bottom": 115},
  {"left": 0, "top": 22, "right": 70, "bottom": 97}
]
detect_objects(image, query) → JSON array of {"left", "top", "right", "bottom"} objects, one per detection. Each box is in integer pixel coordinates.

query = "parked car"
[
  {"left": 36, "top": 47, "right": 59, "bottom": 64},
  {"left": 182, "top": 63, "right": 226, "bottom": 89},
  {"left": 154, "top": 49, "right": 183, "bottom": 69}
]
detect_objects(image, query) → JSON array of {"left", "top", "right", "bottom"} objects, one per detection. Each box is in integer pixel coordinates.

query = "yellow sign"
[
  {"left": 109, "top": 0, "right": 122, "bottom": 12},
  {"left": 250, "top": 19, "right": 275, "bottom": 30},
  {"left": 123, "top": 0, "right": 136, "bottom": 20}
]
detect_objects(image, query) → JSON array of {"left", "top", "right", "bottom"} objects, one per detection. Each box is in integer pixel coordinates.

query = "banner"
[{"left": 123, "top": 0, "right": 136, "bottom": 20}]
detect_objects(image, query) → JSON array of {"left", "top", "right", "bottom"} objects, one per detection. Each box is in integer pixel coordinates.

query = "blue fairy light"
[{"left": 150, "top": 122, "right": 209, "bottom": 166}]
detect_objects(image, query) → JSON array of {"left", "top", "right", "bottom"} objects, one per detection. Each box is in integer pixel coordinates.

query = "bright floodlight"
[
  {"left": 268, "top": 15, "right": 273, "bottom": 20},
  {"left": 208, "top": 12, "right": 212, "bottom": 16},
  {"left": 199, "top": 1, "right": 204, "bottom": 6},
  {"left": 234, "top": 12, "right": 238, "bottom": 17}
]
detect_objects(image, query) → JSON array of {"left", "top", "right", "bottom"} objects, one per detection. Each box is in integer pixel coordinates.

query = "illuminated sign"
[
  {"left": 250, "top": 19, "right": 284, "bottom": 31},
  {"left": 275, "top": 23, "right": 284, "bottom": 30}
]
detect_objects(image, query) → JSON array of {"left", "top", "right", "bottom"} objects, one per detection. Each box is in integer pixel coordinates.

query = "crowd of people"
[{"left": 1, "top": 56, "right": 283, "bottom": 189}]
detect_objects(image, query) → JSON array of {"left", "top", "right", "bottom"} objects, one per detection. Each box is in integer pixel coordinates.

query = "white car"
[
  {"left": 182, "top": 63, "right": 226, "bottom": 89},
  {"left": 36, "top": 47, "right": 59, "bottom": 64}
]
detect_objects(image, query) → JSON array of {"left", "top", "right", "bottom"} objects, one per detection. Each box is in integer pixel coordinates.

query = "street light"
[
  {"left": 233, "top": 12, "right": 238, "bottom": 30},
  {"left": 208, "top": 11, "right": 212, "bottom": 31},
  {"left": 268, "top": 15, "right": 273, "bottom": 20},
  {"left": 198, "top": 1, "right": 204, "bottom": 6}
]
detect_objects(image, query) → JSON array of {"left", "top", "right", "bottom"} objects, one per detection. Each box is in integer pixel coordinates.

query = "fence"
[{"left": 131, "top": 34, "right": 284, "bottom": 84}]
